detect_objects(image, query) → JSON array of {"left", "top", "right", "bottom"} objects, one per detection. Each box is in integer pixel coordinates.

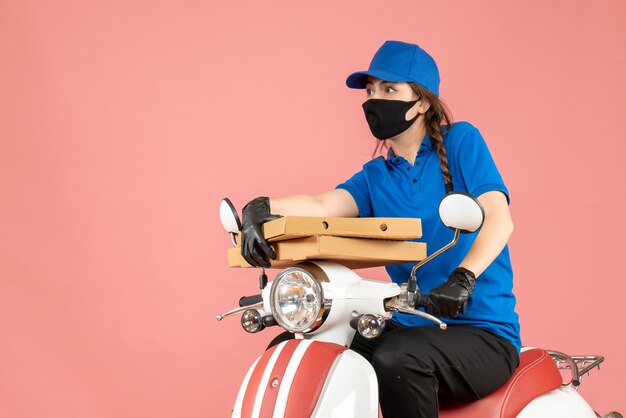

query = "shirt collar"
[{"left": 386, "top": 133, "right": 433, "bottom": 164}]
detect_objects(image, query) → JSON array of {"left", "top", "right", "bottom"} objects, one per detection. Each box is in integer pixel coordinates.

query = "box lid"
[{"left": 235, "top": 216, "right": 422, "bottom": 245}]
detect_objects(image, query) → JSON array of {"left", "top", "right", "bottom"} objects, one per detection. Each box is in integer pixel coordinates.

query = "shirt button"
[
  {"left": 406, "top": 167, "right": 410, "bottom": 171},
  {"left": 412, "top": 179, "right": 417, "bottom": 183},
  {"left": 415, "top": 161, "right": 421, "bottom": 166}
]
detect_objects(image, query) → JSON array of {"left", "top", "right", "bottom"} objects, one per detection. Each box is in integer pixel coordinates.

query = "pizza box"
[
  {"left": 235, "top": 216, "right": 422, "bottom": 246},
  {"left": 228, "top": 235, "right": 426, "bottom": 269}
]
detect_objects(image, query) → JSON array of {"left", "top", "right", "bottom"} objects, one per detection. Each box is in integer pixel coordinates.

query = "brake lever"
[
  {"left": 385, "top": 297, "right": 447, "bottom": 330},
  {"left": 216, "top": 301, "right": 263, "bottom": 321}
]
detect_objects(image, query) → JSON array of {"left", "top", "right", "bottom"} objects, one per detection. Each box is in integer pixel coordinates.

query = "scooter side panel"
[
  {"left": 312, "top": 350, "right": 379, "bottom": 418},
  {"left": 516, "top": 386, "right": 597, "bottom": 418}
]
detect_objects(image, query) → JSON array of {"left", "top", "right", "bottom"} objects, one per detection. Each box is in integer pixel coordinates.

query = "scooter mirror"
[
  {"left": 438, "top": 192, "right": 485, "bottom": 233},
  {"left": 220, "top": 198, "right": 242, "bottom": 233}
]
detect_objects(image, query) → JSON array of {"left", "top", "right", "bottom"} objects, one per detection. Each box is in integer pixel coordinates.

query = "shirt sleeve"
[
  {"left": 455, "top": 125, "right": 511, "bottom": 205},
  {"left": 335, "top": 169, "right": 374, "bottom": 217}
]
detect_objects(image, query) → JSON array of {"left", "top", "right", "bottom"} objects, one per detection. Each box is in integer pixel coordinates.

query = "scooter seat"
[{"left": 439, "top": 347, "right": 563, "bottom": 418}]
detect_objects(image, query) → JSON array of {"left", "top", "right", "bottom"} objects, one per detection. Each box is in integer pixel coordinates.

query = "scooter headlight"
[{"left": 270, "top": 265, "right": 329, "bottom": 333}]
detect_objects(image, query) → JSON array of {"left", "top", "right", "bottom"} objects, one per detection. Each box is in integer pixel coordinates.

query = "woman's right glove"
[
  {"left": 240, "top": 196, "right": 282, "bottom": 268},
  {"left": 417, "top": 267, "right": 476, "bottom": 318}
]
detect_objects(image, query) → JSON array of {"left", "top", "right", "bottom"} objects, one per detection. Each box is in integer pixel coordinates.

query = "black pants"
[{"left": 267, "top": 322, "right": 520, "bottom": 418}]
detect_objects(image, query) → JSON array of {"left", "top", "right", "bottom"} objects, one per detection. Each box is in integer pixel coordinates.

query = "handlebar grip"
[
  {"left": 415, "top": 292, "right": 428, "bottom": 308},
  {"left": 239, "top": 294, "right": 263, "bottom": 307}
]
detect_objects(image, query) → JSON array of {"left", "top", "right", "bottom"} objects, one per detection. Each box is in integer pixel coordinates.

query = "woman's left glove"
[
  {"left": 421, "top": 267, "right": 476, "bottom": 318},
  {"left": 240, "top": 196, "right": 282, "bottom": 268}
]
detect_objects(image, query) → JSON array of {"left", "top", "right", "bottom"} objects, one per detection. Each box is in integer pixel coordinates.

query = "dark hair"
[{"left": 371, "top": 82, "right": 454, "bottom": 191}]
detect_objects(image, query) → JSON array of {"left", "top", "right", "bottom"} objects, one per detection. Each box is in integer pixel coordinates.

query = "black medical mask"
[{"left": 362, "top": 98, "right": 420, "bottom": 140}]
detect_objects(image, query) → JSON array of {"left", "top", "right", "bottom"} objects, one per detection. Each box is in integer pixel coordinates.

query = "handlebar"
[{"left": 216, "top": 296, "right": 263, "bottom": 321}]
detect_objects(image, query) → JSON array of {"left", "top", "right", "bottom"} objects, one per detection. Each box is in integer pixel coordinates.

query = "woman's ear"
[
  {"left": 418, "top": 97, "right": 431, "bottom": 114},
  {"left": 405, "top": 97, "right": 430, "bottom": 121}
]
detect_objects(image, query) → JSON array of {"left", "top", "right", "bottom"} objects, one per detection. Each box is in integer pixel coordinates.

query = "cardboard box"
[
  {"left": 228, "top": 235, "right": 426, "bottom": 269},
  {"left": 235, "top": 216, "right": 422, "bottom": 246}
]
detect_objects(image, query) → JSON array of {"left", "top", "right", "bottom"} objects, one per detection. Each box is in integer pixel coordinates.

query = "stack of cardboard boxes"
[{"left": 228, "top": 216, "right": 426, "bottom": 269}]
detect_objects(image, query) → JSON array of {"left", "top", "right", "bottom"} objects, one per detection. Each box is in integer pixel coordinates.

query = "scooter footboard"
[{"left": 232, "top": 339, "right": 378, "bottom": 418}]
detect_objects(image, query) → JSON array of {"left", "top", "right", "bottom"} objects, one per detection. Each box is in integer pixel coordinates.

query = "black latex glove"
[
  {"left": 240, "top": 196, "right": 282, "bottom": 268},
  {"left": 420, "top": 267, "right": 476, "bottom": 318}
]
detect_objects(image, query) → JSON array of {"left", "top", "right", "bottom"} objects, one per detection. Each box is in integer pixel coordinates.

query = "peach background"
[{"left": 1, "top": 0, "right": 625, "bottom": 417}]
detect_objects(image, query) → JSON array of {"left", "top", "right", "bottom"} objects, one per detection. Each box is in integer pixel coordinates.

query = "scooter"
[{"left": 217, "top": 193, "right": 622, "bottom": 418}]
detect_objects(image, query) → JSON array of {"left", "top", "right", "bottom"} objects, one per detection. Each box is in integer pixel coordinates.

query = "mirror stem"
[
  {"left": 407, "top": 274, "right": 418, "bottom": 306},
  {"left": 410, "top": 229, "right": 460, "bottom": 278},
  {"left": 259, "top": 267, "right": 268, "bottom": 290},
  {"left": 229, "top": 232, "right": 238, "bottom": 247}
]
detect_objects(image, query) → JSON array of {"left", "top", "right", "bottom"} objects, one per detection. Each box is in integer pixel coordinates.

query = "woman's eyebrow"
[{"left": 366, "top": 80, "right": 396, "bottom": 86}]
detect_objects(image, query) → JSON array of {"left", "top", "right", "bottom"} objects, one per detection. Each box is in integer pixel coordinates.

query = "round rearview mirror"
[
  {"left": 438, "top": 192, "right": 485, "bottom": 233},
  {"left": 220, "top": 198, "right": 242, "bottom": 233}
]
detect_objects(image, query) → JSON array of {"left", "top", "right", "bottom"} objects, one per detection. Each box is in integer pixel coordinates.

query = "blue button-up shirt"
[{"left": 336, "top": 121, "right": 521, "bottom": 353}]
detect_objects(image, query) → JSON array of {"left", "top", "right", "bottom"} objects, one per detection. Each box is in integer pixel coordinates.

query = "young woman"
[{"left": 239, "top": 40, "right": 521, "bottom": 418}]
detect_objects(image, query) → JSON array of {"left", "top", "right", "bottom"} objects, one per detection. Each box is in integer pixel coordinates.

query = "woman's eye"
[{"left": 366, "top": 87, "right": 394, "bottom": 95}]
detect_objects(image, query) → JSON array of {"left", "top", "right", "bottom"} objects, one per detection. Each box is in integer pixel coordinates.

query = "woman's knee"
[
  {"left": 372, "top": 335, "right": 432, "bottom": 376},
  {"left": 371, "top": 328, "right": 439, "bottom": 376}
]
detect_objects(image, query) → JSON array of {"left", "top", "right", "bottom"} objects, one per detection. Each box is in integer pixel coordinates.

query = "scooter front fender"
[{"left": 232, "top": 339, "right": 378, "bottom": 418}]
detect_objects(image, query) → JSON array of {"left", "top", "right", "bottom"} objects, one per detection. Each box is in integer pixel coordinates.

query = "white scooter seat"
[{"left": 439, "top": 348, "right": 563, "bottom": 418}]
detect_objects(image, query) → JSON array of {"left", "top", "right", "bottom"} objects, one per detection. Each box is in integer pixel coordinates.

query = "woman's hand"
[
  {"left": 239, "top": 190, "right": 358, "bottom": 268},
  {"left": 240, "top": 196, "right": 282, "bottom": 268},
  {"left": 421, "top": 267, "right": 476, "bottom": 318}
]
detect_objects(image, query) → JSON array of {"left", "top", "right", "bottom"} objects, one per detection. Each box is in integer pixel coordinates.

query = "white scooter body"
[
  {"left": 219, "top": 196, "right": 621, "bottom": 418},
  {"left": 230, "top": 261, "right": 607, "bottom": 418},
  {"left": 517, "top": 384, "right": 596, "bottom": 418}
]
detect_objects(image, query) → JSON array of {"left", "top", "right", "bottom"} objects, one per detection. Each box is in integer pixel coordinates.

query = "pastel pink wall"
[{"left": 1, "top": 1, "right": 624, "bottom": 416}]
